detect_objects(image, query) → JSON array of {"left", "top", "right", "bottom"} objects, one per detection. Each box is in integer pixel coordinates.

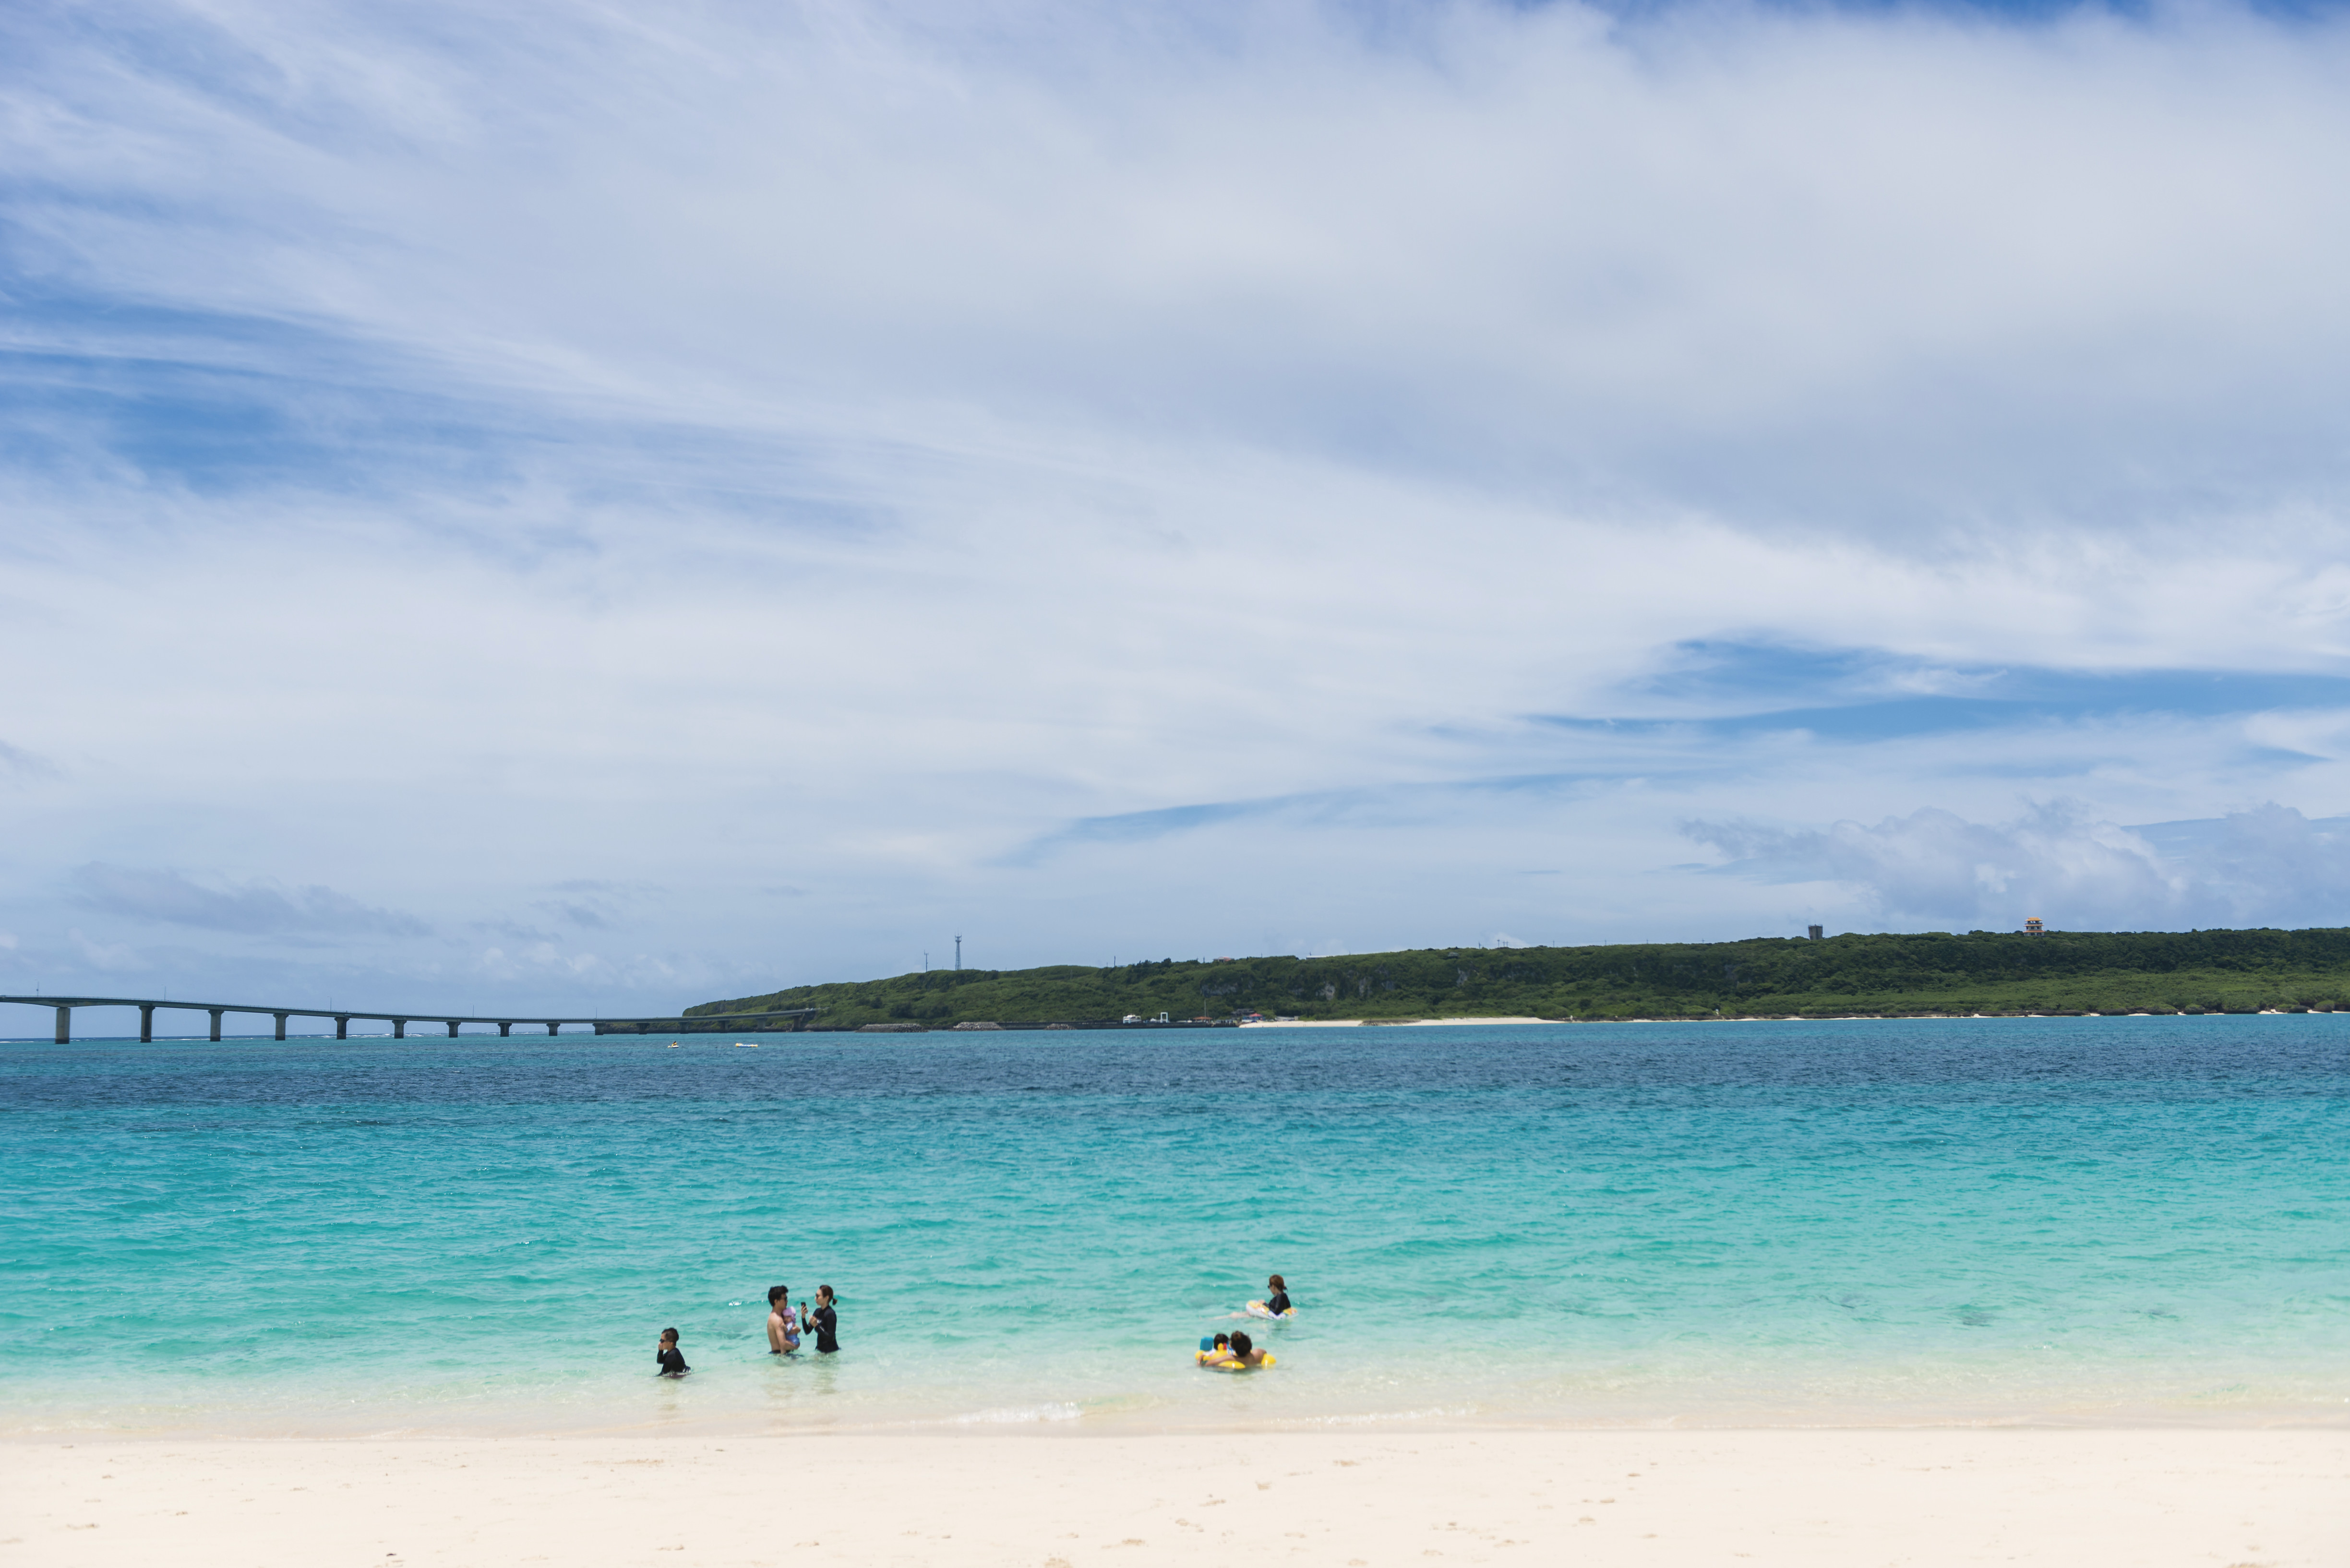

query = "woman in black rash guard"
[
  {"left": 803, "top": 1284, "right": 840, "bottom": 1353},
  {"left": 1262, "top": 1274, "right": 1292, "bottom": 1317}
]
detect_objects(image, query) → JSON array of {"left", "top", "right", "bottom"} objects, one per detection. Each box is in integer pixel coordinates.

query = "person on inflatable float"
[{"left": 1196, "top": 1329, "right": 1272, "bottom": 1369}]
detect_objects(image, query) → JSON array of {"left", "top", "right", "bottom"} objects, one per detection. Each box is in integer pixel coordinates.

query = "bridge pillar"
[
  {"left": 208, "top": 1008, "right": 223, "bottom": 1042},
  {"left": 274, "top": 1013, "right": 288, "bottom": 1041},
  {"left": 547, "top": 1021, "right": 560, "bottom": 1035},
  {"left": 335, "top": 1016, "right": 349, "bottom": 1040},
  {"left": 54, "top": 1005, "right": 69, "bottom": 1044},
  {"left": 498, "top": 1021, "right": 512, "bottom": 1037},
  {"left": 446, "top": 1020, "right": 461, "bottom": 1038},
  {"left": 393, "top": 1019, "right": 407, "bottom": 1039},
  {"left": 140, "top": 1004, "right": 154, "bottom": 1043}
]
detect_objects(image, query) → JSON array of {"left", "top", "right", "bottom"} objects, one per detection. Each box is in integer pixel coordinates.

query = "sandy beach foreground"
[{"left": 7, "top": 1428, "right": 2343, "bottom": 1568}]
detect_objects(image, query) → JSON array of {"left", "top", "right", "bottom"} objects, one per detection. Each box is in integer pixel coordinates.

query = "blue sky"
[{"left": 7, "top": 0, "right": 2350, "bottom": 1022}]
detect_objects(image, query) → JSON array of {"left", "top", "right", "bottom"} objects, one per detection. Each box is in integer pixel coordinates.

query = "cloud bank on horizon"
[{"left": 6, "top": 0, "right": 2350, "bottom": 1021}]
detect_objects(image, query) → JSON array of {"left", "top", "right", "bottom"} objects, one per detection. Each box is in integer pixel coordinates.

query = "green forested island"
[{"left": 692, "top": 927, "right": 2350, "bottom": 1028}]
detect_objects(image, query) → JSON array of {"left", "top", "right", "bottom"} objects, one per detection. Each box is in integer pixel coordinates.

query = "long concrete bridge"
[{"left": 0, "top": 994, "right": 820, "bottom": 1043}]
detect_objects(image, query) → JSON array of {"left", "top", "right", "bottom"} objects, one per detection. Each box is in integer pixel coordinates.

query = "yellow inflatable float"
[{"left": 1196, "top": 1350, "right": 1277, "bottom": 1371}]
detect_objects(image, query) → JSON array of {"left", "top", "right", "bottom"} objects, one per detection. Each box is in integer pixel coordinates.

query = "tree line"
[{"left": 687, "top": 927, "right": 2350, "bottom": 1027}]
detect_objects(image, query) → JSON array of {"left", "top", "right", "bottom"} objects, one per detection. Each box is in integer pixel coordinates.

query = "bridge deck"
[{"left": 0, "top": 995, "right": 818, "bottom": 1042}]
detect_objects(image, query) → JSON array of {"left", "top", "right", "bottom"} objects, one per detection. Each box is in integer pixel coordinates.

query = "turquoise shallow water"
[{"left": 3, "top": 1016, "right": 2346, "bottom": 1435}]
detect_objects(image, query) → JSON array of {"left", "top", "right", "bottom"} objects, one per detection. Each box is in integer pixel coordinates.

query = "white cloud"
[
  {"left": 67, "top": 928, "right": 138, "bottom": 971},
  {"left": 4, "top": 1, "right": 2350, "bottom": 1013},
  {"left": 1686, "top": 801, "right": 2350, "bottom": 932},
  {"left": 0, "top": 740, "right": 60, "bottom": 782},
  {"left": 69, "top": 863, "right": 432, "bottom": 939},
  {"left": 15, "top": 2, "right": 2350, "bottom": 535}
]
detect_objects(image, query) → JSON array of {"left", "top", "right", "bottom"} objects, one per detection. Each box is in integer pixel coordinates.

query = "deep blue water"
[{"left": 2, "top": 1016, "right": 2344, "bottom": 1434}]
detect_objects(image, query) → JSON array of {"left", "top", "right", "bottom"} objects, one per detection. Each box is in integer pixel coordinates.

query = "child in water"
[
  {"left": 655, "top": 1328, "right": 690, "bottom": 1377},
  {"left": 767, "top": 1286, "right": 800, "bottom": 1354},
  {"left": 1198, "top": 1331, "right": 1231, "bottom": 1356}
]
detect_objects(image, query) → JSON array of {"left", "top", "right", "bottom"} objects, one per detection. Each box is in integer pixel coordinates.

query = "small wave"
[
  {"left": 950, "top": 1401, "right": 1084, "bottom": 1425},
  {"left": 1282, "top": 1405, "right": 1479, "bottom": 1427}
]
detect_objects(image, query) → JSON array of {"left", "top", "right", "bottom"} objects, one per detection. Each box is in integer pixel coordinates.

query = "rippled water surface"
[{"left": 3, "top": 1016, "right": 2345, "bottom": 1433}]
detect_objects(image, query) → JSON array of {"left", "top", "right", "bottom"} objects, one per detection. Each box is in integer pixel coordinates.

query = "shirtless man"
[{"left": 766, "top": 1286, "right": 800, "bottom": 1354}]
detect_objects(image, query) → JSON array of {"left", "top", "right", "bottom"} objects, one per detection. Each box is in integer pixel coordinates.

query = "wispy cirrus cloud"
[
  {"left": 0, "top": 739, "right": 60, "bottom": 781},
  {"left": 532, "top": 880, "right": 661, "bottom": 930},
  {"left": 69, "top": 863, "right": 432, "bottom": 939}
]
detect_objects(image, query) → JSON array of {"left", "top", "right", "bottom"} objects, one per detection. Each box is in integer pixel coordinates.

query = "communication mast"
[{"left": 955, "top": 934, "right": 962, "bottom": 971}]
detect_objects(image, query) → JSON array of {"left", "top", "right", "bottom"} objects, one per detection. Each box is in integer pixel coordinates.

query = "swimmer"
[
  {"left": 1262, "top": 1274, "right": 1292, "bottom": 1317},
  {"left": 1226, "top": 1330, "right": 1267, "bottom": 1368},
  {"left": 767, "top": 1286, "right": 800, "bottom": 1354},
  {"left": 1197, "top": 1331, "right": 1232, "bottom": 1359},
  {"left": 656, "top": 1327, "right": 690, "bottom": 1377},
  {"left": 802, "top": 1284, "right": 840, "bottom": 1353}
]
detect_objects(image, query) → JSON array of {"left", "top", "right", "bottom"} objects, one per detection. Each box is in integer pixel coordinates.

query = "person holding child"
[{"left": 766, "top": 1286, "right": 800, "bottom": 1354}]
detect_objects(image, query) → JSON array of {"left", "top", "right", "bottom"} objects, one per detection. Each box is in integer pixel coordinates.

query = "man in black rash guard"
[
  {"left": 656, "top": 1328, "right": 690, "bottom": 1377},
  {"left": 804, "top": 1284, "right": 840, "bottom": 1353}
]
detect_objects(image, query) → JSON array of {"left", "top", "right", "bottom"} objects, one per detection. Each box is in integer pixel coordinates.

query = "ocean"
[{"left": 3, "top": 1016, "right": 2345, "bottom": 1435}]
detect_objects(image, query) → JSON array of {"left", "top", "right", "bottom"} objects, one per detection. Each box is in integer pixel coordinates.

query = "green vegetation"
[{"left": 693, "top": 927, "right": 2350, "bottom": 1027}]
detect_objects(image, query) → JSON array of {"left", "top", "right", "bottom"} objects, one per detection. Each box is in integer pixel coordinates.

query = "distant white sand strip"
[{"left": 1239, "top": 1016, "right": 1553, "bottom": 1027}]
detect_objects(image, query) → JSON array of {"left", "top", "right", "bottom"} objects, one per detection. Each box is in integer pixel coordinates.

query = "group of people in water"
[
  {"left": 1197, "top": 1273, "right": 1294, "bottom": 1369},
  {"left": 655, "top": 1283, "right": 839, "bottom": 1377},
  {"left": 1196, "top": 1330, "right": 1270, "bottom": 1367},
  {"left": 653, "top": 1275, "right": 1290, "bottom": 1378},
  {"left": 767, "top": 1284, "right": 841, "bottom": 1356}
]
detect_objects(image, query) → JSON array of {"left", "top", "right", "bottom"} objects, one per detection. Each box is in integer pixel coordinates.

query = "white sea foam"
[{"left": 947, "top": 1402, "right": 1085, "bottom": 1425}]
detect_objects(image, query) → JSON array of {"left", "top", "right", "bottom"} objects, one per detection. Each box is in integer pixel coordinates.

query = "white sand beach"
[
  {"left": 8, "top": 1428, "right": 2343, "bottom": 1568},
  {"left": 1239, "top": 1017, "right": 1556, "bottom": 1027}
]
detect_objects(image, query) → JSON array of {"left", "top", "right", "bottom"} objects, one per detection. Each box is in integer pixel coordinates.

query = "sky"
[{"left": 8, "top": 0, "right": 2350, "bottom": 1024}]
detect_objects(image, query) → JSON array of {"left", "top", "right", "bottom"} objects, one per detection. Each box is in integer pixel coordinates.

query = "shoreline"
[
  {"left": 16, "top": 1384, "right": 2350, "bottom": 1443},
  {"left": 13, "top": 1011, "right": 2326, "bottom": 1045},
  {"left": 1238, "top": 1015, "right": 1553, "bottom": 1027},
  {"left": 1235, "top": 1009, "right": 2322, "bottom": 1025},
  {"left": 12, "top": 1429, "right": 2342, "bottom": 1567}
]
